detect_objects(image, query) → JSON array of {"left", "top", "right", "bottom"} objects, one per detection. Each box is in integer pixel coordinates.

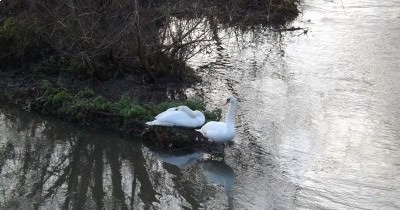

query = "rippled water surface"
[{"left": 1, "top": 0, "right": 400, "bottom": 209}]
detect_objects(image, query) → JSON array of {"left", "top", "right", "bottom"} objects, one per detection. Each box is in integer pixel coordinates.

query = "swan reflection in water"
[
  {"left": 201, "top": 160, "right": 235, "bottom": 197},
  {"left": 155, "top": 151, "right": 204, "bottom": 168},
  {"left": 153, "top": 150, "right": 235, "bottom": 199}
]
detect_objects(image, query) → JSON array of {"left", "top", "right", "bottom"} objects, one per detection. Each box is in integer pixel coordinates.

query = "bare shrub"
[{"left": 0, "top": 0, "right": 298, "bottom": 81}]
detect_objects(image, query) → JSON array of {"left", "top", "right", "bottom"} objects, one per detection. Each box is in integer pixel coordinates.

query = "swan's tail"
[
  {"left": 146, "top": 121, "right": 155, "bottom": 126},
  {"left": 145, "top": 120, "right": 174, "bottom": 127}
]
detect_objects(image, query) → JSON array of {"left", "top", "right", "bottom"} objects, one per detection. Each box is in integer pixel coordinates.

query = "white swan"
[
  {"left": 196, "top": 96, "right": 237, "bottom": 143},
  {"left": 146, "top": 105, "right": 205, "bottom": 128}
]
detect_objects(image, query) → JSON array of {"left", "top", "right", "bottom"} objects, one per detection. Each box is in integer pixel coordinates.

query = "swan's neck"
[
  {"left": 225, "top": 102, "right": 236, "bottom": 128},
  {"left": 180, "top": 106, "right": 196, "bottom": 118}
]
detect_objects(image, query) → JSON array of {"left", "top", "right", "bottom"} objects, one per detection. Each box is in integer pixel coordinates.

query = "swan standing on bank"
[
  {"left": 197, "top": 96, "right": 237, "bottom": 143},
  {"left": 146, "top": 106, "right": 205, "bottom": 128}
]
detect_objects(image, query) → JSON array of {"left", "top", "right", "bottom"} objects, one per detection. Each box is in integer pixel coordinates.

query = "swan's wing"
[
  {"left": 199, "top": 121, "right": 226, "bottom": 138},
  {"left": 155, "top": 107, "right": 177, "bottom": 119},
  {"left": 155, "top": 110, "right": 198, "bottom": 127},
  {"left": 146, "top": 107, "right": 178, "bottom": 126},
  {"left": 176, "top": 106, "right": 199, "bottom": 119},
  {"left": 150, "top": 108, "right": 204, "bottom": 128}
]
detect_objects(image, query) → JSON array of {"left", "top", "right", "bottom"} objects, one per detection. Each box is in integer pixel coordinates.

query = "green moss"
[
  {"left": 14, "top": 83, "right": 221, "bottom": 137},
  {"left": 1, "top": 81, "right": 223, "bottom": 152},
  {"left": 60, "top": 93, "right": 110, "bottom": 120},
  {"left": 36, "top": 84, "right": 59, "bottom": 109},
  {"left": 74, "top": 96, "right": 111, "bottom": 111},
  {"left": 76, "top": 88, "right": 96, "bottom": 98},
  {"left": 51, "top": 91, "right": 72, "bottom": 107},
  {"left": 110, "top": 98, "right": 151, "bottom": 119},
  {"left": 35, "top": 87, "right": 151, "bottom": 121},
  {"left": 120, "top": 104, "right": 151, "bottom": 119}
]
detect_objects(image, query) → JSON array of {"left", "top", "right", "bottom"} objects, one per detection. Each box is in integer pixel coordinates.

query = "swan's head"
[{"left": 225, "top": 96, "right": 237, "bottom": 105}]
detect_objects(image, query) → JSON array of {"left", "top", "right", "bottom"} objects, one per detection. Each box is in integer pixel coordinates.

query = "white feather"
[{"left": 146, "top": 106, "right": 205, "bottom": 128}]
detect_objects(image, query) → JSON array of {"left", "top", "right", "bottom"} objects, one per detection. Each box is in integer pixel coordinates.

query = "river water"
[{"left": 1, "top": 0, "right": 400, "bottom": 209}]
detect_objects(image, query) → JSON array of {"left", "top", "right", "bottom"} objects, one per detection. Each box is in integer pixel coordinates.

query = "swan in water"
[
  {"left": 196, "top": 96, "right": 237, "bottom": 143},
  {"left": 146, "top": 105, "right": 205, "bottom": 128}
]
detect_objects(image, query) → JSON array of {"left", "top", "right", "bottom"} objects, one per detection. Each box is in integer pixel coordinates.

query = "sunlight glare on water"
[{"left": 189, "top": 0, "right": 400, "bottom": 209}]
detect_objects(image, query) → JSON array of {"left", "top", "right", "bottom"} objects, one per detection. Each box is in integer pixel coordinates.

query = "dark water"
[{"left": 1, "top": 0, "right": 400, "bottom": 209}]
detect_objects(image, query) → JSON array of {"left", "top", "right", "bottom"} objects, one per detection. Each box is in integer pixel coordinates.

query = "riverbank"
[{"left": 0, "top": 69, "right": 221, "bottom": 148}]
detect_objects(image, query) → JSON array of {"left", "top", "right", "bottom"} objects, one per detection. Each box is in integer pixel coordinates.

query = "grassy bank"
[{"left": 0, "top": 77, "right": 221, "bottom": 136}]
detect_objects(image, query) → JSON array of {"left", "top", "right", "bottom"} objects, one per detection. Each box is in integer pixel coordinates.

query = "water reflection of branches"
[
  {"left": 0, "top": 105, "right": 160, "bottom": 209},
  {"left": 0, "top": 103, "right": 238, "bottom": 209}
]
